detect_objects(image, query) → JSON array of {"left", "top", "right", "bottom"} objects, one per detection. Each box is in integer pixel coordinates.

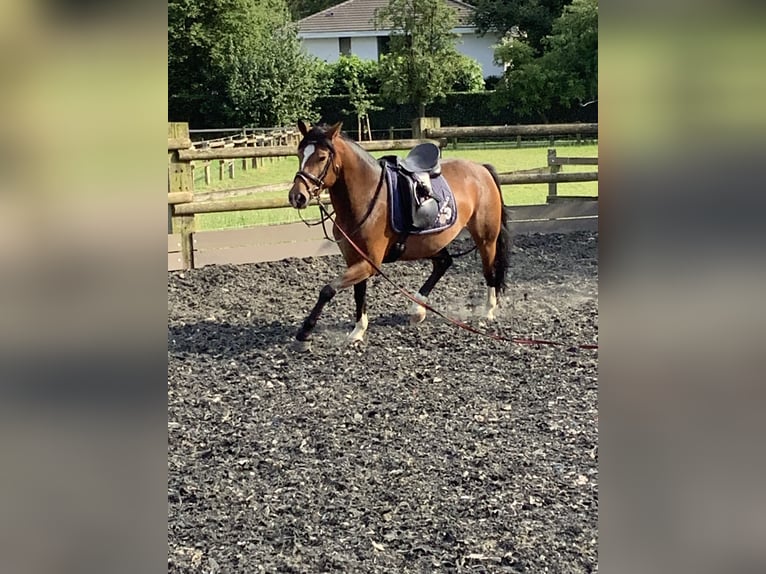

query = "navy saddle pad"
[{"left": 382, "top": 161, "right": 457, "bottom": 235}]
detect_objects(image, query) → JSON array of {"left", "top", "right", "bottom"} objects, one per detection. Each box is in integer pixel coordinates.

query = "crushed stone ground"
[{"left": 168, "top": 231, "right": 598, "bottom": 573}]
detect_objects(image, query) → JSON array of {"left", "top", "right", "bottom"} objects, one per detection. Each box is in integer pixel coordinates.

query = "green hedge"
[{"left": 313, "top": 92, "right": 597, "bottom": 132}]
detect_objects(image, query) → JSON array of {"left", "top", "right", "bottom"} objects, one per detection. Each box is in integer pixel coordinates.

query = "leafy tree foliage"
[
  {"left": 450, "top": 55, "right": 486, "bottom": 93},
  {"left": 470, "top": 0, "right": 569, "bottom": 54},
  {"left": 492, "top": 0, "right": 596, "bottom": 119},
  {"left": 330, "top": 56, "right": 382, "bottom": 139},
  {"left": 169, "top": 0, "right": 323, "bottom": 126},
  {"left": 326, "top": 55, "right": 381, "bottom": 96},
  {"left": 543, "top": 0, "right": 597, "bottom": 104},
  {"left": 374, "top": 0, "right": 477, "bottom": 116}
]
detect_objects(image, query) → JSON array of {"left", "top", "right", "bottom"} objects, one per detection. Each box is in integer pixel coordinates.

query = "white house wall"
[
  {"left": 301, "top": 31, "right": 504, "bottom": 78},
  {"left": 351, "top": 36, "right": 378, "bottom": 61},
  {"left": 303, "top": 37, "right": 341, "bottom": 63},
  {"left": 457, "top": 32, "right": 504, "bottom": 78}
]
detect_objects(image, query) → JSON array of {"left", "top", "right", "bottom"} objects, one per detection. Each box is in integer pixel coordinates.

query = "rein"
[
  {"left": 296, "top": 159, "right": 387, "bottom": 243},
  {"left": 318, "top": 202, "right": 598, "bottom": 351}
]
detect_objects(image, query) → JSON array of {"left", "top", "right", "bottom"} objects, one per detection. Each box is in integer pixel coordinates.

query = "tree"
[
  {"left": 330, "top": 56, "right": 381, "bottom": 139},
  {"left": 168, "top": 0, "right": 230, "bottom": 125},
  {"left": 327, "top": 55, "right": 381, "bottom": 96},
  {"left": 450, "top": 55, "right": 486, "bottom": 93},
  {"left": 470, "top": 0, "right": 569, "bottom": 55},
  {"left": 492, "top": 0, "right": 597, "bottom": 119},
  {"left": 374, "top": 0, "right": 471, "bottom": 117},
  {"left": 543, "top": 0, "right": 597, "bottom": 106},
  {"left": 223, "top": 23, "right": 326, "bottom": 126},
  {"left": 168, "top": 0, "right": 324, "bottom": 126}
]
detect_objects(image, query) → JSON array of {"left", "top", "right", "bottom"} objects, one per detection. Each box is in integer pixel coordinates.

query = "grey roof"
[{"left": 297, "top": 0, "right": 475, "bottom": 34}]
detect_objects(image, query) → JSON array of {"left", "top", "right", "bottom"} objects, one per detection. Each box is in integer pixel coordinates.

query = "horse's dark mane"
[
  {"left": 299, "top": 124, "right": 379, "bottom": 169},
  {"left": 340, "top": 133, "right": 380, "bottom": 169}
]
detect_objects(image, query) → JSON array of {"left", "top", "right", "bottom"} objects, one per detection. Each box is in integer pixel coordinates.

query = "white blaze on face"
[{"left": 300, "top": 144, "right": 315, "bottom": 169}]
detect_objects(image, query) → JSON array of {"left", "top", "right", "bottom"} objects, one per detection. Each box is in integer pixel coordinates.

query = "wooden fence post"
[
  {"left": 547, "top": 148, "right": 559, "bottom": 202},
  {"left": 204, "top": 162, "right": 211, "bottom": 185},
  {"left": 168, "top": 122, "right": 195, "bottom": 269},
  {"left": 412, "top": 117, "right": 441, "bottom": 139}
]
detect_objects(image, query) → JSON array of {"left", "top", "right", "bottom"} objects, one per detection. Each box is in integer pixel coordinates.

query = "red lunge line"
[{"left": 321, "top": 204, "right": 598, "bottom": 351}]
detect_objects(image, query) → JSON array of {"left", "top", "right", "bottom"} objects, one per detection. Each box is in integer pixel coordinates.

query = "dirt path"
[{"left": 168, "top": 231, "right": 598, "bottom": 573}]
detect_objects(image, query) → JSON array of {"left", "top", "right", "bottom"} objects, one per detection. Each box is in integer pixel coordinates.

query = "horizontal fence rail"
[
  {"left": 180, "top": 145, "right": 297, "bottom": 161},
  {"left": 424, "top": 123, "right": 598, "bottom": 139},
  {"left": 173, "top": 196, "right": 330, "bottom": 215},
  {"left": 174, "top": 170, "right": 599, "bottom": 216},
  {"left": 193, "top": 183, "right": 295, "bottom": 203},
  {"left": 498, "top": 171, "right": 599, "bottom": 185},
  {"left": 179, "top": 138, "right": 444, "bottom": 161}
]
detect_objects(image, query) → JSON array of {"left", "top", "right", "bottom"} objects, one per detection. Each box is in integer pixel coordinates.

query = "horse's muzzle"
[{"left": 288, "top": 183, "right": 309, "bottom": 209}]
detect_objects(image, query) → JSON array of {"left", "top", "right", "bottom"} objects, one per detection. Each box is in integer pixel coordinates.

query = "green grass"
[{"left": 192, "top": 144, "right": 598, "bottom": 230}]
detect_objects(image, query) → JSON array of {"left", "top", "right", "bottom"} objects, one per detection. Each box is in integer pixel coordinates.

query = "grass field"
[{"left": 191, "top": 144, "right": 598, "bottom": 230}]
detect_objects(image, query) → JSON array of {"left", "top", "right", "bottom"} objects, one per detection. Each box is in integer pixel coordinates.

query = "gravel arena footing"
[{"left": 168, "top": 231, "right": 598, "bottom": 573}]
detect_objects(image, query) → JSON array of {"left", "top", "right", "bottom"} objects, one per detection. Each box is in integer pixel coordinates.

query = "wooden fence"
[
  {"left": 424, "top": 122, "right": 598, "bottom": 149},
  {"left": 168, "top": 122, "right": 598, "bottom": 271},
  {"left": 423, "top": 123, "right": 598, "bottom": 139},
  {"left": 189, "top": 128, "right": 300, "bottom": 185}
]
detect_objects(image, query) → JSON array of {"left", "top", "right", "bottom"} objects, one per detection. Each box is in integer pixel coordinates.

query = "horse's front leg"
[
  {"left": 295, "top": 261, "right": 373, "bottom": 349},
  {"left": 409, "top": 248, "right": 452, "bottom": 324}
]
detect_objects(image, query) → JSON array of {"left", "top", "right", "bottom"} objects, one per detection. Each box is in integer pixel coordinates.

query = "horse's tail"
[{"left": 483, "top": 163, "right": 512, "bottom": 294}]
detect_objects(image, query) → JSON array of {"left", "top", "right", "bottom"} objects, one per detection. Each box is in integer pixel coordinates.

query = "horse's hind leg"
[
  {"left": 348, "top": 280, "right": 368, "bottom": 342},
  {"left": 409, "top": 248, "right": 452, "bottom": 324},
  {"left": 476, "top": 239, "right": 500, "bottom": 320}
]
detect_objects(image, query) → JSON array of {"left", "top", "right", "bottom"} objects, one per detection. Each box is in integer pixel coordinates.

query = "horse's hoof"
[
  {"left": 292, "top": 339, "right": 312, "bottom": 353},
  {"left": 409, "top": 312, "right": 426, "bottom": 325},
  {"left": 408, "top": 295, "right": 427, "bottom": 324},
  {"left": 347, "top": 327, "right": 366, "bottom": 344},
  {"left": 486, "top": 309, "right": 496, "bottom": 321},
  {"left": 346, "top": 329, "right": 366, "bottom": 344}
]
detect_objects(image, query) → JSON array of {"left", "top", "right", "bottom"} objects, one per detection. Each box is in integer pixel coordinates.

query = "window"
[
  {"left": 376, "top": 36, "right": 390, "bottom": 59},
  {"left": 339, "top": 37, "right": 351, "bottom": 56}
]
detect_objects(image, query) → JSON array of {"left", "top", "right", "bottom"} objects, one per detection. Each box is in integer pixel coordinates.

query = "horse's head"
[{"left": 288, "top": 120, "right": 343, "bottom": 209}]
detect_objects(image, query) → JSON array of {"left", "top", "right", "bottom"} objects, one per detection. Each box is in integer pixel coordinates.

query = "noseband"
[{"left": 294, "top": 143, "right": 335, "bottom": 198}]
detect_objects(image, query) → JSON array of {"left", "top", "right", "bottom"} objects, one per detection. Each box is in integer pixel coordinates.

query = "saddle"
[
  {"left": 380, "top": 143, "right": 456, "bottom": 262},
  {"left": 383, "top": 143, "right": 442, "bottom": 229}
]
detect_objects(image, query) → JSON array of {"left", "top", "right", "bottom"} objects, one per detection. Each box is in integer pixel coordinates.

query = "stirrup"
[{"left": 412, "top": 197, "right": 438, "bottom": 229}]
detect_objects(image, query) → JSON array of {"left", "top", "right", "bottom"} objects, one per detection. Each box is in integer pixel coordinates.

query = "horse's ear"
[
  {"left": 327, "top": 121, "right": 343, "bottom": 140},
  {"left": 297, "top": 120, "right": 309, "bottom": 136}
]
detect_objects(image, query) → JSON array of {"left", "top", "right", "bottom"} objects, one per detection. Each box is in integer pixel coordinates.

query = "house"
[{"left": 296, "top": 0, "right": 504, "bottom": 78}]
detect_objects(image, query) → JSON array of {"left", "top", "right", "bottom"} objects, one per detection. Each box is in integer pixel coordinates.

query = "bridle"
[{"left": 294, "top": 142, "right": 335, "bottom": 199}]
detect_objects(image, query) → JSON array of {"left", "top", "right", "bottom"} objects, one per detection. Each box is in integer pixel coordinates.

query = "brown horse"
[{"left": 288, "top": 121, "right": 511, "bottom": 349}]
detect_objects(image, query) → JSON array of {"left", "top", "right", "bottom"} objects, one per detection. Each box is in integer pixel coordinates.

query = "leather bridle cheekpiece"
[{"left": 294, "top": 139, "right": 335, "bottom": 198}]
